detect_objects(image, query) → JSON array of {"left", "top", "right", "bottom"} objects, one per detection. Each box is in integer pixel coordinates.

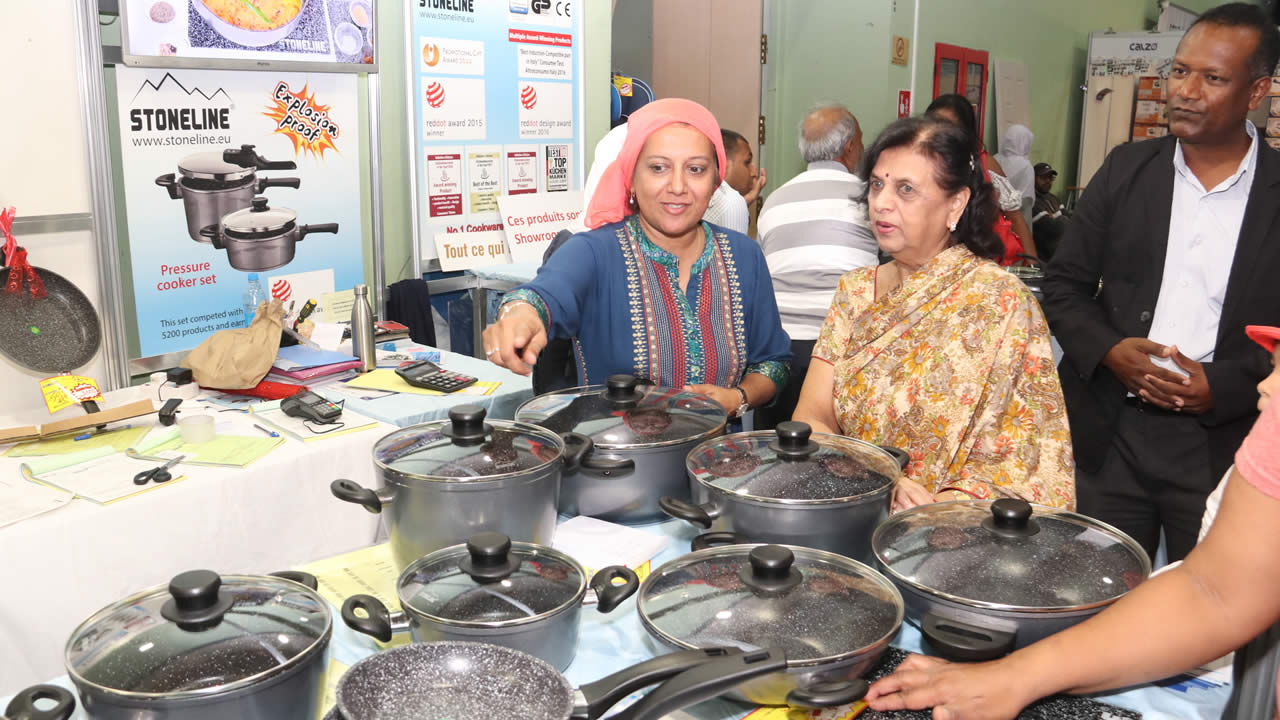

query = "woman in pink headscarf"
[{"left": 481, "top": 99, "right": 791, "bottom": 417}]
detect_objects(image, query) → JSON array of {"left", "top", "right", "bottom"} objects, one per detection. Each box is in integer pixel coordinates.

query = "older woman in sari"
[
  {"left": 481, "top": 99, "right": 791, "bottom": 418},
  {"left": 792, "top": 117, "right": 1074, "bottom": 510}
]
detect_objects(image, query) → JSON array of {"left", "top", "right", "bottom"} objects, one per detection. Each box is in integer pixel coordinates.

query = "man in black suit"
[{"left": 1043, "top": 2, "right": 1280, "bottom": 563}]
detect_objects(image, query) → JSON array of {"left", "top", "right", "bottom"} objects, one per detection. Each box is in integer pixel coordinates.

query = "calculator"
[{"left": 395, "top": 360, "right": 478, "bottom": 393}]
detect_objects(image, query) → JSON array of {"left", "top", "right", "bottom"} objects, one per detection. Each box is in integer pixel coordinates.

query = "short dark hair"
[
  {"left": 924, "top": 94, "right": 980, "bottom": 153},
  {"left": 721, "top": 129, "right": 748, "bottom": 158},
  {"left": 858, "top": 117, "right": 1003, "bottom": 262},
  {"left": 1188, "top": 2, "right": 1280, "bottom": 80}
]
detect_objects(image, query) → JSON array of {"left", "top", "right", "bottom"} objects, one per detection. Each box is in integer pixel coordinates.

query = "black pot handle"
[
  {"left": 577, "top": 647, "right": 740, "bottom": 719},
  {"left": 330, "top": 479, "right": 383, "bottom": 514},
  {"left": 256, "top": 176, "right": 302, "bottom": 192},
  {"left": 921, "top": 612, "right": 1017, "bottom": 662},
  {"left": 341, "top": 594, "right": 394, "bottom": 643},
  {"left": 589, "top": 565, "right": 640, "bottom": 613},
  {"left": 786, "top": 679, "right": 870, "bottom": 708},
  {"left": 879, "top": 445, "right": 911, "bottom": 471},
  {"left": 199, "top": 224, "right": 225, "bottom": 250},
  {"left": 3, "top": 684, "right": 76, "bottom": 720},
  {"left": 623, "top": 649, "right": 789, "bottom": 720},
  {"left": 690, "top": 531, "right": 749, "bottom": 551},
  {"left": 155, "top": 172, "right": 182, "bottom": 200},
  {"left": 268, "top": 570, "right": 319, "bottom": 590},
  {"left": 224, "top": 143, "right": 297, "bottom": 171},
  {"left": 659, "top": 496, "right": 713, "bottom": 528},
  {"left": 298, "top": 223, "right": 340, "bottom": 241},
  {"left": 561, "top": 431, "right": 592, "bottom": 473}
]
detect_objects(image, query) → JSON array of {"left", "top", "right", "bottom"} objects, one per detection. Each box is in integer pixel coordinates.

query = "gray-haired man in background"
[{"left": 755, "top": 104, "right": 878, "bottom": 429}]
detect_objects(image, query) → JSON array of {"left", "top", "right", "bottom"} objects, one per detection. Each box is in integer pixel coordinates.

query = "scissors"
[{"left": 133, "top": 455, "right": 185, "bottom": 486}]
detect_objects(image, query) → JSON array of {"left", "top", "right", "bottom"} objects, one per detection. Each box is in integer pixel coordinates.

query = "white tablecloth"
[{"left": 0, "top": 390, "right": 392, "bottom": 694}]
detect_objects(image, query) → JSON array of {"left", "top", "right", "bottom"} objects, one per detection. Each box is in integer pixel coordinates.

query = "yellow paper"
[
  {"left": 321, "top": 290, "right": 356, "bottom": 323},
  {"left": 39, "top": 375, "right": 103, "bottom": 414},
  {"left": 316, "top": 658, "right": 349, "bottom": 720},
  {"left": 6, "top": 425, "right": 150, "bottom": 458},
  {"left": 131, "top": 429, "right": 283, "bottom": 468},
  {"left": 741, "top": 703, "right": 868, "bottom": 719},
  {"left": 344, "top": 369, "right": 500, "bottom": 397},
  {"left": 297, "top": 543, "right": 410, "bottom": 649}
]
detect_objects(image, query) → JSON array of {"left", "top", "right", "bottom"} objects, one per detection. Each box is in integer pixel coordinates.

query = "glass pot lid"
[
  {"left": 374, "top": 405, "right": 564, "bottom": 482},
  {"left": 65, "top": 570, "right": 330, "bottom": 698},
  {"left": 398, "top": 533, "right": 585, "bottom": 627},
  {"left": 872, "top": 499, "right": 1152, "bottom": 612},
  {"left": 221, "top": 197, "right": 296, "bottom": 234},
  {"left": 637, "top": 544, "right": 903, "bottom": 665},
  {"left": 685, "top": 423, "right": 898, "bottom": 503},
  {"left": 178, "top": 152, "right": 256, "bottom": 183},
  {"left": 515, "top": 375, "right": 726, "bottom": 449}
]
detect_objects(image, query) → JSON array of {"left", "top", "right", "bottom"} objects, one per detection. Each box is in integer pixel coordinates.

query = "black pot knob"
[
  {"left": 250, "top": 196, "right": 270, "bottom": 212},
  {"left": 458, "top": 532, "right": 522, "bottom": 582},
  {"left": 769, "top": 421, "right": 818, "bottom": 461},
  {"left": 442, "top": 404, "right": 491, "bottom": 446},
  {"left": 161, "top": 570, "right": 235, "bottom": 631},
  {"left": 740, "top": 545, "right": 803, "bottom": 593},
  {"left": 982, "top": 498, "right": 1040, "bottom": 538},
  {"left": 604, "top": 374, "right": 642, "bottom": 408}
]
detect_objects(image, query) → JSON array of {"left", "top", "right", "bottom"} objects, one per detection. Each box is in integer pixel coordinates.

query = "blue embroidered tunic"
[{"left": 505, "top": 218, "right": 791, "bottom": 390}]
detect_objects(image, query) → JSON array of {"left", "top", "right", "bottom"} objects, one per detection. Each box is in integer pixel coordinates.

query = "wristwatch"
[{"left": 731, "top": 386, "right": 751, "bottom": 419}]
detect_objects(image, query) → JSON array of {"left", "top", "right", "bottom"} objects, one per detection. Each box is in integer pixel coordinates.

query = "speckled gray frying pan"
[{"left": 0, "top": 266, "right": 101, "bottom": 373}]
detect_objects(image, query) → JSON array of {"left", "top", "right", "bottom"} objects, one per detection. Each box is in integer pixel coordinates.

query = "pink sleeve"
[{"left": 1235, "top": 401, "right": 1280, "bottom": 501}]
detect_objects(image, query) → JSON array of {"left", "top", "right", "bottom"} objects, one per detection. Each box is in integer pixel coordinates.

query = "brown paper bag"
[{"left": 181, "top": 300, "right": 284, "bottom": 389}]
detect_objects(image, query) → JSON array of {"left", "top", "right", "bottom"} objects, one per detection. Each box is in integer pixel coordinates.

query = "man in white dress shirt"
[
  {"left": 1043, "top": 2, "right": 1280, "bottom": 562},
  {"left": 703, "top": 129, "right": 765, "bottom": 234}
]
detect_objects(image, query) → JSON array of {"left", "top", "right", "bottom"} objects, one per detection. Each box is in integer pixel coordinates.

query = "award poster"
[
  {"left": 408, "top": 0, "right": 584, "bottom": 267},
  {"left": 114, "top": 67, "right": 364, "bottom": 359}
]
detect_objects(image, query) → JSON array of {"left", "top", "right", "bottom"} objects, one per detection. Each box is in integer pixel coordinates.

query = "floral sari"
[{"left": 813, "top": 244, "right": 1075, "bottom": 508}]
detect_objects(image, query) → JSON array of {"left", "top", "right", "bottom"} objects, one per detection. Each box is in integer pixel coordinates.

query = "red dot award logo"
[
  {"left": 520, "top": 85, "right": 537, "bottom": 110},
  {"left": 271, "top": 278, "right": 292, "bottom": 302},
  {"left": 426, "top": 82, "right": 446, "bottom": 109}
]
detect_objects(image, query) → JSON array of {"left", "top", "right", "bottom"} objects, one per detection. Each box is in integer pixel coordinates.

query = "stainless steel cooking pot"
[
  {"left": 334, "top": 642, "right": 797, "bottom": 720},
  {"left": 193, "top": 0, "right": 310, "bottom": 48},
  {"left": 200, "top": 197, "right": 338, "bottom": 272},
  {"left": 872, "top": 498, "right": 1151, "bottom": 661},
  {"left": 332, "top": 405, "right": 563, "bottom": 571},
  {"left": 3, "top": 685, "right": 74, "bottom": 720},
  {"left": 60, "top": 569, "right": 330, "bottom": 720},
  {"left": 515, "top": 375, "right": 726, "bottom": 523},
  {"left": 661, "top": 422, "right": 908, "bottom": 563},
  {"left": 156, "top": 145, "right": 299, "bottom": 243},
  {"left": 341, "top": 532, "right": 639, "bottom": 670},
  {"left": 637, "top": 542, "right": 904, "bottom": 707}
]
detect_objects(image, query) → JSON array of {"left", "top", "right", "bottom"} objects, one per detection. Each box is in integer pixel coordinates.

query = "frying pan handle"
[
  {"left": 659, "top": 496, "right": 713, "bottom": 529},
  {"left": 3, "top": 684, "right": 76, "bottom": 720},
  {"left": 341, "top": 594, "right": 406, "bottom": 643},
  {"left": 879, "top": 445, "right": 911, "bottom": 471},
  {"left": 577, "top": 647, "right": 742, "bottom": 719},
  {"left": 155, "top": 173, "right": 182, "bottom": 200},
  {"left": 199, "top": 224, "right": 224, "bottom": 250},
  {"left": 298, "top": 224, "right": 340, "bottom": 242},
  {"left": 330, "top": 479, "right": 384, "bottom": 514},
  {"left": 587, "top": 565, "right": 639, "bottom": 614},
  {"left": 690, "top": 532, "right": 748, "bottom": 551},
  {"left": 256, "top": 176, "right": 301, "bottom": 192},
  {"left": 268, "top": 570, "right": 318, "bottom": 590},
  {"left": 786, "top": 679, "right": 869, "bottom": 708},
  {"left": 921, "top": 612, "right": 1016, "bottom": 662},
  {"left": 619, "top": 649, "right": 789, "bottom": 720}
]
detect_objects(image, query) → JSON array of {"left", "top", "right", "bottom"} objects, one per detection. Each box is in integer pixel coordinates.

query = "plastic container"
[
  {"left": 243, "top": 273, "right": 265, "bottom": 328},
  {"left": 179, "top": 414, "right": 215, "bottom": 444}
]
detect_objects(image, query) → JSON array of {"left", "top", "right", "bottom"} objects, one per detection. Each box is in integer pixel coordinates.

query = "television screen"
[{"left": 120, "top": 0, "right": 377, "bottom": 73}]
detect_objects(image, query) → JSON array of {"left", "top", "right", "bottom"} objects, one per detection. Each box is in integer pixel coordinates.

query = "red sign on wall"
[{"left": 897, "top": 90, "right": 912, "bottom": 119}]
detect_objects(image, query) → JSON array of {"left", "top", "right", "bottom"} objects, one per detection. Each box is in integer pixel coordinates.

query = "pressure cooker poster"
[
  {"left": 408, "top": 0, "right": 584, "bottom": 264},
  {"left": 114, "top": 66, "right": 363, "bottom": 359}
]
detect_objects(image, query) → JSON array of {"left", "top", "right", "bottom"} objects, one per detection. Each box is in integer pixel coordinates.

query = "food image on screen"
[{"left": 200, "top": 0, "right": 302, "bottom": 31}]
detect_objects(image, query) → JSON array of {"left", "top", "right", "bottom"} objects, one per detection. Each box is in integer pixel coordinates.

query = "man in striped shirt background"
[{"left": 755, "top": 104, "right": 879, "bottom": 429}]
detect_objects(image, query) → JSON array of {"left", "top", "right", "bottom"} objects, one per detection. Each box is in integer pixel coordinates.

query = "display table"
[
  {"left": 322, "top": 345, "right": 534, "bottom": 425},
  {"left": 2, "top": 517, "right": 1231, "bottom": 719},
  {"left": 0, "top": 391, "right": 394, "bottom": 693}
]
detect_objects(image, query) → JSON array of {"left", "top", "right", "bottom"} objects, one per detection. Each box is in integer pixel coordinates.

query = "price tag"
[{"left": 39, "top": 374, "right": 103, "bottom": 414}]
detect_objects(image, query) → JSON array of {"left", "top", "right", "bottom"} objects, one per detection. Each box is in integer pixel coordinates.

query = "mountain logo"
[
  {"left": 426, "top": 82, "right": 446, "bottom": 108},
  {"left": 520, "top": 85, "right": 537, "bottom": 110},
  {"left": 130, "top": 71, "right": 232, "bottom": 105}
]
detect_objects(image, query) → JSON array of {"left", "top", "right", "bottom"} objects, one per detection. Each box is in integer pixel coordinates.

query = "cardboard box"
[
  {"left": 1268, "top": 137, "right": 1280, "bottom": 152},
  {"left": 1133, "top": 100, "right": 1167, "bottom": 125},
  {"left": 1132, "top": 123, "right": 1169, "bottom": 142},
  {"left": 1137, "top": 76, "right": 1166, "bottom": 101},
  {"left": 1270, "top": 76, "right": 1280, "bottom": 96},
  {"left": 1268, "top": 117, "right": 1280, "bottom": 138},
  {"left": 0, "top": 399, "right": 156, "bottom": 443}
]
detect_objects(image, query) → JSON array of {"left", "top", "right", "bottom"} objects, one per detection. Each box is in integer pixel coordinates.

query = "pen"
[
  {"left": 74, "top": 424, "right": 132, "bottom": 441},
  {"left": 253, "top": 423, "right": 280, "bottom": 438}
]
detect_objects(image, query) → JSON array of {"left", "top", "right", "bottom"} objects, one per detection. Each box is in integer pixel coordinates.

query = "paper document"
[
  {"left": 5, "top": 425, "right": 151, "bottom": 457},
  {"left": 309, "top": 321, "right": 346, "bottom": 351},
  {"left": 317, "top": 658, "right": 350, "bottom": 720},
  {"left": 551, "top": 516, "right": 668, "bottom": 580},
  {"left": 297, "top": 543, "right": 408, "bottom": 649},
  {"left": 321, "top": 289, "right": 356, "bottom": 323},
  {"left": 275, "top": 345, "right": 358, "bottom": 371},
  {"left": 130, "top": 427, "right": 283, "bottom": 467},
  {"left": 0, "top": 475, "right": 71, "bottom": 528},
  {"left": 252, "top": 403, "right": 379, "bottom": 443},
  {"left": 344, "top": 369, "right": 500, "bottom": 397},
  {"left": 24, "top": 452, "right": 187, "bottom": 504}
]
